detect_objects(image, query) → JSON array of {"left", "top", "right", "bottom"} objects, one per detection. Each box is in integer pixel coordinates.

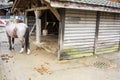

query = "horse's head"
[{"left": 5, "top": 21, "right": 12, "bottom": 26}]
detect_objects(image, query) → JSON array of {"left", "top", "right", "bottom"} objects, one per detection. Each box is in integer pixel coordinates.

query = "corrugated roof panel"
[{"left": 58, "top": 0, "right": 120, "bottom": 8}]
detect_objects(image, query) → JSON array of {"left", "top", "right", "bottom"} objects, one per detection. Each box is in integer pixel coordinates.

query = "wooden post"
[
  {"left": 24, "top": 11, "right": 28, "bottom": 24},
  {"left": 45, "top": 11, "right": 47, "bottom": 29},
  {"left": 93, "top": 11, "right": 100, "bottom": 54},
  {"left": 34, "top": 10, "right": 41, "bottom": 43},
  {"left": 58, "top": 9, "right": 65, "bottom": 60}
]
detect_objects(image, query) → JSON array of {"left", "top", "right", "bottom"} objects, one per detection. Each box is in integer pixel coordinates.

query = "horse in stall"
[{"left": 5, "top": 20, "right": 30, "bottom": 54}]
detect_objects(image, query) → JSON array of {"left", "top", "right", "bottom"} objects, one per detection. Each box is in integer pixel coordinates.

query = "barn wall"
[
  {"left": 96, "top": 12, "right": 120, "bottom": 54},
  {"left": 60, "top": 9, "right": 120, "bottom": 60},
  {"left": 61, "top": 9, "right": 97, "bottom": 59}
]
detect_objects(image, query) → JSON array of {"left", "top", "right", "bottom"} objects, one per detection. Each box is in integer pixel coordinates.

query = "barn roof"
[
  {"left": 12, "top": 0, "right": 120, "bottom": 10},
  {"left": 59, "top": 0, "right": 120, "bottom": 8},
  {"left": 12, "top": 0, "right": 120, "bottom": 13},
  {"left": 50, "top": 0, "right": 120, "bottom": 13}
]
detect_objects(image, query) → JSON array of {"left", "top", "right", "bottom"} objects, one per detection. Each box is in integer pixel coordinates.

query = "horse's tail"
[{"left": 25, "top": 28, "right": 29, "bottom": 52}]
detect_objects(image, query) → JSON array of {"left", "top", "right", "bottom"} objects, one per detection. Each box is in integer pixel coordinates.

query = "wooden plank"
[
  {"left": 100, "top": 25, "right": 120, "bottom": 27},
  {"left": 66, "top": 14, "right": 96, "bottom": 18},
  {"left": 29, "top": 23, "right": 36, "bottom": 36},
  {"left": 64, "top": 38, "right": 95, "bottom": 41},
  {"left": 66, "top": 9, "right": 96, "bottom": 13},
  {"left": 42, "top": 0, "right": 60, "bottom": 21},
  {"left": 64, "top": 28, "right": 96, "bottom": 30},
  {"left": 48, "top": 6, "right": 60, "bottom": 21},
  {"left": 64, "top": 33, "right": 95, "bottom": 36},
  {"left": 63, "top": 45, "right": 94, "bottom": 48},
  {"left": 64, "top": 36, "right": 95, "bottom": 40},
  {"left": 64, "top": 39, "right": 94, "bottom": 43},
  {"left": 12, "top": 0, "right": 20, "bottom": 11},
  {"left": 58, "top": 8, "right": 65, "bottom": 60},
  {"left": 64, "top": 42, "right": 94, "bottom": 45},
  {"left": 65, "top": 24, "right": 96, "bottom": 27},
  {"left": 98, "top": 38, "right": 120, "bottom": 41},
  {"left": 25, "top": 7, "right": 48, "bottom": 12},
  {"left": 63, "top": 43, "right": 94, "bottom": 47},
  {"left": 65, "top": 30, "right": 95, "bottom": 33},
  {"left": 93, "top": 11, "right": 100, "bottom": 54}
]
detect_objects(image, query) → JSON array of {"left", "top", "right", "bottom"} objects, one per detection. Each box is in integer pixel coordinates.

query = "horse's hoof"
[
  {"left": 9, "top": 47, "right": 12, "bottom": 50},
  {"left": 12, "top": 48, "right": 14, "bottom": 50},
  {"left": 19, "top": 51, "right": 24, "bottom": 53},
  {"left": 19, "top": 48, "right": 24, "bottom": 53},
  {"left": 27, "top": 49, "right": 30, "bottom": 55}
]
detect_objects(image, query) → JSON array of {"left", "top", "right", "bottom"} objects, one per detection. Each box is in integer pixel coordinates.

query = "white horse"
[{"left": 5, "top": 21, "right": 30, "bottom": 54}]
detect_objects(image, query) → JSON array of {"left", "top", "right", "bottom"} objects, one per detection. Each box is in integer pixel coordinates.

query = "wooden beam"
[
  {"left": 24, "top": 11, "right": 28, "bottom": 24},
  {"left": 31, "top": 0, "right": 36, "bottom": 6},
  {"left": 12, "top": 0, "right": 17, "bottom": 11},
  {"left": 44, "top": 0, "right": 50, "bottom": 3},
  {"left": 12, "top": 0, "right": 20, "bottom": 11},
  {"left": 93, "top": 11, "right": 100, "bottom": 54},
  {"left": 41, "top": 0, "right": 44, "bottom": 4},
  {"left": 43, "top": 0, "right": 60, "bottom": 21},
  {"left": 58, "top": 9, "right": 65, "bottom": 60},
  {"left": 25, "top": 7, "right": 48, "bottom": 12},
  {"left": 47, "top": 5, "right": 60, "bottom": 21},
  {"left": 29, "top": 23, "right": 36, "bottom": 36}
]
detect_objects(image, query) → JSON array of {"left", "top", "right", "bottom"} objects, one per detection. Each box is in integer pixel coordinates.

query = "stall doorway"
[{"left": 41, "top": 10, "right": 59, "bottom": 55}]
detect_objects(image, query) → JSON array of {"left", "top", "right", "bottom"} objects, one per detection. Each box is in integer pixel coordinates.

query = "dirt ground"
[{"left": 0, "top": 27, "right": 120, "bottom": 80}]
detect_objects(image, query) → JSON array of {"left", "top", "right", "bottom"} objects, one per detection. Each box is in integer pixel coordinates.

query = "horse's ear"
[{"left": 5, "top": 21, "right": 10, "bottom": 25}]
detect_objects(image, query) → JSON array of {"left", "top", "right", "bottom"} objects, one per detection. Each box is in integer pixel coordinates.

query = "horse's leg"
[
  {"left": 19, "top": 39, "right": 24, "bottom": 53},
  {"left": 27, "top": 43, "right": 30, "bottom": 55},
  {"left": 12, "top": 38, "right": 15, "bottom": 49},
  {"left": 8, "top": 36, "right": 12, "bottom": 50}
]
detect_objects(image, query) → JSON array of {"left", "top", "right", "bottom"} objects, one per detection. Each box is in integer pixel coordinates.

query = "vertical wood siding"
[
  {"left": 96, "top": 12, "right": 120, "bottom": 54},
  {"left": 61, "top": 9, "right": 96, "bottom": 59}
]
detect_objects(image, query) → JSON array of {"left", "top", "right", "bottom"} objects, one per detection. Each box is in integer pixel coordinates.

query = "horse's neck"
[{"left": 6, "top": 22, "right": 13, "bottom": 26}]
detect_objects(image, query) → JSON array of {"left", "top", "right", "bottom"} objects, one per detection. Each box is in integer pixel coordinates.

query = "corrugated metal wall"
[
  {"left": 61, "top": 9, "right": 96, "bottom": 59},
  {"left": 60, "top": 9, "right": 120, "bottom": 60},
  {"left": 96, "top": 12, "right": 120, "bottom": 54}
]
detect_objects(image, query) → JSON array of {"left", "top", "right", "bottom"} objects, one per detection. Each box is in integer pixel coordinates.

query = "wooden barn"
[{"left": 12, "top": 0, "right": 120, "bottom": 60}]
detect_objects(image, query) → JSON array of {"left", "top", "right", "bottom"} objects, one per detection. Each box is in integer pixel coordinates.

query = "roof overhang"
[
  {"left": 50, "top": 1, "right": 120, "bottom": 13},
  {"left": 12, "top": 0, "right": 60, "bottom": 21}
]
